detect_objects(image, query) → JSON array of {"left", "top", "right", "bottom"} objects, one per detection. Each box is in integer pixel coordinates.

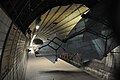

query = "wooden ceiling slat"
[
  {"left": 38, "top": 11, "right": 49, "bottom": 30},
  {"left": 52, "top": 23, "right": 76, "bottom": 34},
  {"left": 41, "top": 5, "right": 72, "bottom": 33},
  {"left": 43, "top": 5, "right": 83, "bottom": 35},
  {"left": 31, "top": 4, "right": 89, "bottom": 40},
  {"left": 44, "top": 6, "right": 70, "bottom": 29},
  {"left": 41, "top": 23, "right": 76, "bottom": 38},
  {"left": 38, "top": 9, "right": 51, "bottom": 31},
  {"left": 43, "top": 12, "right": 81, "bottom": 36},
  {"left": 43, "top": 8, "right": 89, "bottom": 36},
  {"left": 41, "top": 6, "right": 61, "bottom": 32}
]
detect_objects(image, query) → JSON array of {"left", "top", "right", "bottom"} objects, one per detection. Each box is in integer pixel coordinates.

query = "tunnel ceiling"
[
  {"left": 30, "top": 4, "right": 89, "bottom": 40},
  {"left": 0, "top": 0, "right": 99, "bottom": 33}
]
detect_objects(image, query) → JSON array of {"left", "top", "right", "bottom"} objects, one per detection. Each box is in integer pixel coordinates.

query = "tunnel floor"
[{"left": 25, "top": 54, "right": 101, "bottom": 80}]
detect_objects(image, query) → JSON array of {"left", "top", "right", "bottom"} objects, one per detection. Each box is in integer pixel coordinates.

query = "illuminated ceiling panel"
[{"left": 29, "top": 4, "right": 89, "bottom": 41}]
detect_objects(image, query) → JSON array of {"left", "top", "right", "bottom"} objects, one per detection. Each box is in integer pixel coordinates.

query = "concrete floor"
[{"left": 25, "top": 54, "right": 101, "bottom": 80}]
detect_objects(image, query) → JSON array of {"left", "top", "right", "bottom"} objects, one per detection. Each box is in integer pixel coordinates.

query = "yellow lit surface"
[{"left": 29, "top": 4, "right": 89, "bottom": 41}]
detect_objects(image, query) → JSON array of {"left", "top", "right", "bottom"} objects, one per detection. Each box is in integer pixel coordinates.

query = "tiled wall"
[
  {"left": 0, "top": 8, "right": 28, "bottom": 80},
  {"left": 0, "top": 8, "right": 12, "bottom": 58}
]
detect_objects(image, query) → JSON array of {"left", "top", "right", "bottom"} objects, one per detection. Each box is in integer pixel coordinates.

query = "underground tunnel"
[{"left": 0, "top": 0, "right": 120, "bottom": 80}]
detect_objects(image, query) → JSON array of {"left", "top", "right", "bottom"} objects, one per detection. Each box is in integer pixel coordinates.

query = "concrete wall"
[{"left": 0, "top": 8, "right": 28, "bottom": 80}]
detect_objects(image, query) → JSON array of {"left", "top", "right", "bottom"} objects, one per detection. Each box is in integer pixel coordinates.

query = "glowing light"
[{"left": 36, "top": 25, "right": 40, "bottom": 30}]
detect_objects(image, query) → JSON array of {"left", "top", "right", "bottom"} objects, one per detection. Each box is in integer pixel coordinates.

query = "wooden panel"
[{"left": 30, "top": 4, "right": 89, "bottom": 41}]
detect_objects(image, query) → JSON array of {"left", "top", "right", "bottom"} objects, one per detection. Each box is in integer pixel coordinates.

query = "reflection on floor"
[{"left": 25, "top": 54, "right": 101, "bottom": 80}]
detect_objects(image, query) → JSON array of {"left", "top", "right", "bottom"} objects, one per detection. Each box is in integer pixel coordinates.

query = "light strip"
[{"left": 30, "top": 34, "right": 36, "bottom": 46}]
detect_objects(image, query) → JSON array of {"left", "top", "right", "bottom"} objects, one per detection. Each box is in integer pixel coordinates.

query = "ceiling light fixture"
[{"left": 36, "top": 25, "right": 40, "bottom": 30}]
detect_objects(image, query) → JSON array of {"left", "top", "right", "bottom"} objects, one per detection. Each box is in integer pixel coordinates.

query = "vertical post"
[
  {"left": 55, "top": 50, "right": 58, "bottom": 62},
  {"left": 104, "top": 37, "right": 108, "bottom": 57}
]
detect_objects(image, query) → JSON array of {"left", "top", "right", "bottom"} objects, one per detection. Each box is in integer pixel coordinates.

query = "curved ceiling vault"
[
  {"left": 0, "top": 0, "right": 98, "bottom": 33},
  {"left": 29, "top": 4, "right": 89, "bottom": 41}
]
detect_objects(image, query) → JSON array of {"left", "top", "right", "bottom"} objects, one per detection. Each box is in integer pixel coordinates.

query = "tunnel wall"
[
  {"left": 58, "top": 33, "right": 119, "bottom": 80},
  {"left": 84, "top": 46, "right": 120, "bottom": 80},
  {"left": 84, "top": 53, "right": 114, "bottom": 79},
  {"left": 0, "top": 8, "right": 12, "bottom": 59},
  {"left": 0, "top": 8, "right": 28, "bottom": 80},
  {"left": 59, "top": 45, "right": 120, "bottom": 80}
]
